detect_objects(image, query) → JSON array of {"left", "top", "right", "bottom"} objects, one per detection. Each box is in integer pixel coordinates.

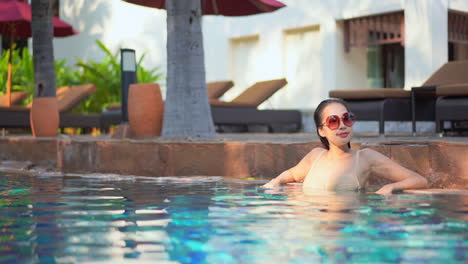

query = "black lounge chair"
[
  {"left": 209, "top": 78, "right": 287, "bottom": 108},
  {"left": 211, "top": 107, "right": 302, "bottom": 133},
  {"left": 206, "top": 80, "right": 234, "bottom": 99},
  {"left": 329, "top": 60, "right": 468, "bottom": 135},
  {"left": 0, "top": 91, "right": 29, "bottom": 106},
  {"left": 55, "top": 84, "right": 101, "bottom": 131},
  {"left": 100, "top": 80, "right": 236, "bottom": 130},
  {"left": 101, "top": 79, "right": 301, "bottom": 133},
  {"left": 0, "top": 107, "right": 101, "bottom": 132},
  {"left": 329, "top": 88, "right": 411, "bottom": 135},
  {"left": 434, "top": 83, "right": 468, "bottom": 134},
  {"left": 0, "top": 105, "right": 30, "bottom": 128},
  {"left": 210, "top": 78, "right": 302, "bottom": 133},
  {"left": 0, "top": 84, "right": 101, "bottom": 132},
  {"left": 410, "top": 60, "right": 468, "bottom": 135}
]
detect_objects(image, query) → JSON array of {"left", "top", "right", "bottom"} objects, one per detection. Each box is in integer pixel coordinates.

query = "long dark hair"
[{"left": 314, "top": 99, "right": 352, "bottom": 150}]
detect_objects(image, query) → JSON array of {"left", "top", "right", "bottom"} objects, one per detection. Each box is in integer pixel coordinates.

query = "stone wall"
[{"left": 0, "top": 136, "right": 466, "bottom": 189}]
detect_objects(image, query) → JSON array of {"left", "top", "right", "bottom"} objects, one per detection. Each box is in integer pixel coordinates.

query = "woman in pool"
[{"left": 262, "top": 99, "right": 428, "bottom": 195}]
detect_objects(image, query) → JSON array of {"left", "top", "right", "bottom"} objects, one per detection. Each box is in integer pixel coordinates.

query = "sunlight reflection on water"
[{"left": 0, "top": 172, "right": 466, "bottom": 263}]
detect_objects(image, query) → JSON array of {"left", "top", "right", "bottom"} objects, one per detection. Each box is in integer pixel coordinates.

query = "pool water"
[{"left": 0, "top": 172, "right": 467, "bottom": 264}]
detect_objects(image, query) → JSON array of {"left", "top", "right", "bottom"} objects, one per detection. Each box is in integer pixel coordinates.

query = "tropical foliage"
[
  {"left": 0, "top": 47, "right": 35, "bottom": 103},
  {"left": 0, "top": 40, "right": 164, "bottom": 113}
]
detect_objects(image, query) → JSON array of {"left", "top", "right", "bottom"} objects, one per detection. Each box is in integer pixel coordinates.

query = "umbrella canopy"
[
  {"left": 0, "top": 0, "right": 78, "bottom": 38},
  {"left": 0, "top": 16, "right": 78, "bottom": 38},
  {"left": 123, "top": 0, "right": 286, "bottom": 16},
  {"left": 0, "top": 0, "right": 77, "bottom": 106}
]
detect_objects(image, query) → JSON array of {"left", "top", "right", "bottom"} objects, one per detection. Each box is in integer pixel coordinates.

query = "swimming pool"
[{"left": 0, "top": 172, "right": 466, "bottom": 263}]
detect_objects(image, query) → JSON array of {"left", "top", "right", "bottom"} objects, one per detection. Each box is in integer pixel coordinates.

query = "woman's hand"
[
  {"left": 261, "top": 178, "right": 281, "bottom": 189},
  {"left": 375, "top": 183, "right": 395, "bottom": 195}
]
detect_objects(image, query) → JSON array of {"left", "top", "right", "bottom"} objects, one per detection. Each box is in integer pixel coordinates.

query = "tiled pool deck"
[{"left": 0, "top": 133, "right": 467, "bottom": 189}]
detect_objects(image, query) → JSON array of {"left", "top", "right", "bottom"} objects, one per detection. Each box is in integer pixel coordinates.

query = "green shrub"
[
  {"left": 0, "top": 40, "right": 164, "bottom": 113},
  {"left": 0, "top": 46, "right": 34, "bottom": 104},
  {"left": 75, "top": 40, "right": 164, "bottom": 113},
  {"left": 0, "top": 46, "right": 81, "bottom": 105}
]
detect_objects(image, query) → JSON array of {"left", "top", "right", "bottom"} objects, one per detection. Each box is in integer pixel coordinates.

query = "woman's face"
[{"left": 318, "top": 103, "right": 354, "bottom": 148}]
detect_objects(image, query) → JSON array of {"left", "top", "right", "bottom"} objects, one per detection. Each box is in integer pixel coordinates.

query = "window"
[
  {"left": 449, "top": 42, "right": 468, "bottom": 61},
  {"left": 448, "top": 11, "right": 468, "bottom": 62},
  {"left": 345, "top": 12, "right": 405, "bottom": 88},
  {"left": 367, "top": 43, "right": 404, "bottom": 88}
]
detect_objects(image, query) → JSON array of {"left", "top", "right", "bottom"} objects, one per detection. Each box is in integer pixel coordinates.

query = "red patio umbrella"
[
  {"left": 122, "top": 0, "right": 286, "bottom": 16},
  {"left": 0, "top": 0, "right": 78, "bottom": 106}
]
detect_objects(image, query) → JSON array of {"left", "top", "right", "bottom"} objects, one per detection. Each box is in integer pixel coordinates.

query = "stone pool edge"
[{"left": 0, "top": 136, "right": 467, "bottom": 189}]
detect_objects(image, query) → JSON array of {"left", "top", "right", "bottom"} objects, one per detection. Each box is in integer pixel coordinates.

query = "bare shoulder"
[
  {"left": 310, "top": 147, "right": 327, "bottom": 156},
  {"left": 288, "top": 147, "right": 327, "bottom": 182},
  {"left": 359, "top": 148, "right": 391, "bottom": 162},
  {"left": 303, "top": 147, "right": 327, "bottom": 163}
]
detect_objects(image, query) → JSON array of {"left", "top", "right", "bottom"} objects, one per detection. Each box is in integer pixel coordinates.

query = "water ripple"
[{"left": 0, "top": 172, "right": 466, "bottom": 263}]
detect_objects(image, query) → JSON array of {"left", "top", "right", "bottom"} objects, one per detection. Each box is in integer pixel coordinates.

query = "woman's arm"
[
  {"left": 261, "top": 148, "right": 323, "bottom": 188},
  {"left": 362, "top": 149, "right": 428, "bottom": 195}
]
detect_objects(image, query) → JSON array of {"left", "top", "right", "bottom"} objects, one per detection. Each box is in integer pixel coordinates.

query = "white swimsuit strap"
[
  {"left": 353, "top": 150, "right": 361, "bottom": 188},
  {"left": 310, "top": 149, "right": 326, "bottom": 172}
]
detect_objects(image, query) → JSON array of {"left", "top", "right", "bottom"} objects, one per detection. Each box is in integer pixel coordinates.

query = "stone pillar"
[{"left": 404, "top": 0, "right": 448, "bottom": 89}]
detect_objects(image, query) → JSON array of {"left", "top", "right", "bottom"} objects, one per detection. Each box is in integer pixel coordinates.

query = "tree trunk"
[
  {"left": 162, "top": 0, "right": 216, "bottom": 138},
  {"left": 31, "top": 0, "right": 56, "bottom": 97}
]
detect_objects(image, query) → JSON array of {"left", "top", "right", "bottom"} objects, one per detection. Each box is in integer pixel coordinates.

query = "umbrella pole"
[{"left": 6, "top": 37, "right": 14, "bottom": 107}]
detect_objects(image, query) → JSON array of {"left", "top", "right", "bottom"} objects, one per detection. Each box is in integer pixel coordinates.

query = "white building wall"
[
  {"left": 55, "top": 0, "right": 167, "bottom": 71},
  {"left": 404, "top": 0, "right": 448, "bottom": 89},
  {"left": 276, "top": 26, "right": 321, "bottom": 110},
  {"left": 449, "top": 0, "right": 468, "bottom": 12},
  {"left": 225, "top": 35, "right": 260, "bottom": 102},
  {"left": 219, "top": 0, "right": 326, "bottom": 110},
  {"left": 335, "top": 43, "right": 369, "bottom": 90}
]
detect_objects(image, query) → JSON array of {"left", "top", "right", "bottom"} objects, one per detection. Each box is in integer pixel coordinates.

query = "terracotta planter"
[
  {"left": 128, "top": 83, "right": 164, "bottom": 138},
  {"left": 30, "top": 97, "right": 59, "bottom": 137}
]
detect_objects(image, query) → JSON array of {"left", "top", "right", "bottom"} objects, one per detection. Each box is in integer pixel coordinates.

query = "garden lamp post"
[{"left": 120, "top": 48, "right": 137, "bottom": 122}]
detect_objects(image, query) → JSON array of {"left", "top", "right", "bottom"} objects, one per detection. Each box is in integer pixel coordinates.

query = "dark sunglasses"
[{"left": 320, "top": 112, "right": 356, "bottom": 130}]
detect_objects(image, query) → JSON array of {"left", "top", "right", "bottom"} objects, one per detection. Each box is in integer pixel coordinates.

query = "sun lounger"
[
  {"left": 330, "top": 60, "right": 468, "bottom": 135},
  {"left": 0, "top": 91, "right": 29, "bottom": 106},
  {"left": 207, "top": 80, "right": 234, "bottom": 99},
  {"left": 100, "top": 81, "right": 236, "bottom": 130},
  {"left": 105, "top": 80, "right": 234, "bottom": 111},
  {"left": 410, "top": 60, "right": 468, "bottom": 134},
  {"left": 22, "top": 84, "right": 96, "bottom": 111},
  {"left": 211, "top": 106, "right": 302, "bottom": 133},
  {"left": 209, "top": 78, "right": 301, "bottom": 132},
  {"left": 434, "top": 83, "right": 468, "bottom": 133},
  {"left": 55, "top": 84, "right": 101, "bottom": 131},
  {"left": 329, "top": 88, "right": 412, "bottom": 135},
  {"left": 210, "top": 78, "right": 287, "bottom": 108},
  {"left": 0, "top": 84, "right": 101, "bottom": 132},
  {"left": 0, "top": 105, "right": 30, "bottom": 128},
  {"left": 55, "top": 84, "right": 96, "bottom": 112}
]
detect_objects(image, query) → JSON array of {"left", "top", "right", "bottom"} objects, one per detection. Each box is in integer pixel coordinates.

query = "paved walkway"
[{"left": 26, "top": 132, "right": 468, "bottom": 144}]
